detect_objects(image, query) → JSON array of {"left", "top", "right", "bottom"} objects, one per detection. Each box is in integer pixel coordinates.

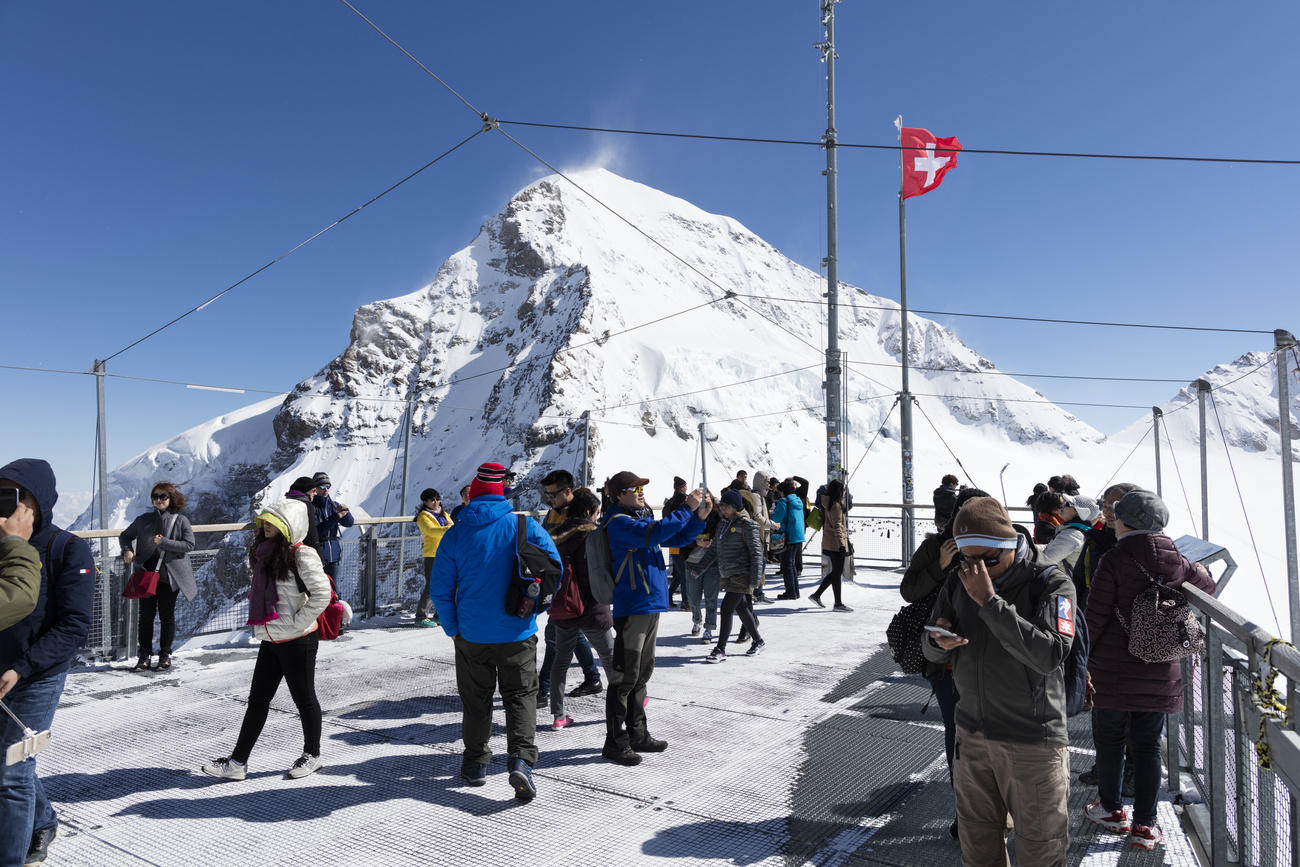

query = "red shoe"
[
  {"left": 1129, "top": 823, "right": 1162, "bottom": 850},
  {"left": 1084, "top": 800, "right": 1130, "bottom": 834},
  {"left": 552, "top": 715, "right": 574, "bottom": 730}
]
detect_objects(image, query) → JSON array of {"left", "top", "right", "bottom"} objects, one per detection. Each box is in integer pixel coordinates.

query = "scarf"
[{"left": 246, "top": 537, "right": 282, "bottom": 626}]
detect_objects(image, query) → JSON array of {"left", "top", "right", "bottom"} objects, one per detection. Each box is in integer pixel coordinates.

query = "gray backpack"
[{"left": 586, "top": 515, "right": 653, "bottom": 605}]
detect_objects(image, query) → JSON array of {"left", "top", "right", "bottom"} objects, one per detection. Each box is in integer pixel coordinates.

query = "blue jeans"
[
  {"left": 1096, "top": 707, "right": 1165, "bottom": 826},
  {"left": 540, "top": 619, "right": 599, "bottom": 687},
  {"left": 780, "top": 546, "right": 800, "bottom": 597},
  {"left": 0, "top": 670, "right": 67, "bottom": 867},
  {"left": 685, "top": 562, "right": 720, "bottom": 630},
  {"left": 931, "top": 671, "right": 959, "bottom": 784}
]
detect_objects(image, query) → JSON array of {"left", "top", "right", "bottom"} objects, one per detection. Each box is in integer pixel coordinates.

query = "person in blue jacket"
[
  {"left": 0, "top": 459, "right": 94, "bottom": 867},
  {"left": 600, "top": 471, "right": 710, "bottom": 767},
  {"left": 310, "top": 472, "right": 353, "bottom": 580},
  {"left": 771, "top": 478, "right": 807, "bottom": 599},
  {"left": 430, "top": 462, "right": 560, "bottom": 802}
]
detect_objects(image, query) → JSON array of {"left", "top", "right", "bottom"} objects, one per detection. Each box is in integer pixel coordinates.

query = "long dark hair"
[
  {"left": 826, "top": 480, "right": 845, "bottom": 504},
  {"left": 248, "top": 522, "right": 293, "bottom": 578},
  {"left": 941, "top": 487, "right": 991, "bottom": 541},
  {"left": 151, "top": 482, "right": 186, "bottom": 514}
]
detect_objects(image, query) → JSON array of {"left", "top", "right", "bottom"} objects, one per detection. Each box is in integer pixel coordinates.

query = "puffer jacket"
[
  {"left": 1037, "top": 521, "right": 1091, "bottom": 574},
  {"left": 1086, "top": 531, "right": 1216, "bottom": 713},
  {"left": 430, "top": 495, "right": 560, "bottom": 643},
  {"left": 417, "top": 507, "right": 453, "bottom": 557},
  {"left": 771, "top": 493, "right": 806, "bottom": 545},
  {"left": 252, "top": 498, "right": 331, "bottom": 643},
  {"left": 604, "top": 503, "right": 705, "bottom": 618},
  {"left": 0, "top": 458, "right": 94, "bottom": 680},
  {"left": 923, "top": 536, "right": 1076, "bottom": 745},
  {"left": 748, "top": 471, "right": 775, "bottom": 548},
  {"left": 713, "top": 514, "right": 762, "bottom": 593}
]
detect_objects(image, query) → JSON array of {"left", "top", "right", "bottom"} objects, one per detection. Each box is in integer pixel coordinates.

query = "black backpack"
[
  {"left": 887, "top": 584, "right": 942, "bottom": 676},
  {"left": 1030, "top": 564, "right": 1090, "bottom": 717},
  {"left": 506, "top": 514, "right": 562, "bottom": 618}
]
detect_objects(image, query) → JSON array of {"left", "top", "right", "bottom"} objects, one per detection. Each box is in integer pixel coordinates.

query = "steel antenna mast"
[{"left": 817, "top": 0, "right": 844, "bottom": 484}]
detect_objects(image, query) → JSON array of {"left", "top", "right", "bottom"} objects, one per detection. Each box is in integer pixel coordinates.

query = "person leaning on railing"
[
  {"left": 120, "top": 482, "right": 196, "bottom": 672},
  {"left": 1082, "top": 489, "right": 1216, "bottom": 851}
]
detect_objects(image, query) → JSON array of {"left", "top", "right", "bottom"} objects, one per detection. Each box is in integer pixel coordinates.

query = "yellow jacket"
[{"left": 417, "top": 508, "right": 454, "bottom": 557}]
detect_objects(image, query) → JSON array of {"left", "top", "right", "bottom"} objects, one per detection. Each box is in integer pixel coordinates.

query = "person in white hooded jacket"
[
  {"left": 202, "top": 498, "right": 330, "bottom": 782},
  {"left": 1035, "top": 492, "right": 1101, "bottom": 575}
]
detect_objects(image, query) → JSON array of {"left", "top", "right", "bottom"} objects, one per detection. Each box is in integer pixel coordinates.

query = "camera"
[{"left": 0, "top": 487, "right": 20, "bottom": 519}]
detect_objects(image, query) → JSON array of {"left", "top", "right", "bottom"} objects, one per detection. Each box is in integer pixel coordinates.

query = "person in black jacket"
[
  {"left": 285, "top": 477, "right": 322, "bottom": 557},
  {"left": 932, "top": 474, "right": 960, "bottom": 533},
  {"left": 0, "top": 459, "right": 94, "bottom": 867}
]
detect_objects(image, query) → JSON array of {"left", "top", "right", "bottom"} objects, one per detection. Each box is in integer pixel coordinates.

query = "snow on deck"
[{"left": 37, "top": 566, "right": 1199, "bottom": 866}]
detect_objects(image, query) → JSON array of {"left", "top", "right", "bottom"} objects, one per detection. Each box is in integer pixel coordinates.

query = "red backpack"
[{"left": 290, "top": 544, "right": 346, "bottom": 640}]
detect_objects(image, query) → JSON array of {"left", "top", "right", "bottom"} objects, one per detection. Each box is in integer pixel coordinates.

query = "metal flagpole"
[
  {"left": 896, "top": 116, "right": 916, "bottom": 565},
  {"left": 1197, "top": 378, "right": 1211, "bottom": 540},
  {"left": 818, "top": 0, "right": 844, "bottom": 485},
  {"left": 1276, "top": 330, "right": 1298, "bottom": 643},
  {"left": 1152, "top": 407, "right": 1164, "bottom": 497},
  {"left": 582, "top": 411, "right": 592, "bottom": 487},
  {"left": 698, "top": 422, "right": 708, "bottom": 492}
]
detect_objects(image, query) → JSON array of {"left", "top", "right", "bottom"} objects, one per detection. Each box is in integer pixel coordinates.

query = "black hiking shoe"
[
  {"left": 508, "top": 758, "right": 536, "bottom": 801},
  {"left": 460, "top": 762, "right": 487, "bottom": 787},
  {"left": 630, "top": 736, "right": 668, "bottom": 753},
  {"left": 567, "top": 679, "right": 602, "bottom": 698},
  {"left": 131, "top": 655, "right": 151, "bottom": 672},
  {"left": 602, "top": 745, "right": 642, "bottom": 766},
  {"left": 154, "top": 653, "right": 171, "bottom": 671},
  {"left": 25, "top": 825, "right": 57, "bottom": 865}
]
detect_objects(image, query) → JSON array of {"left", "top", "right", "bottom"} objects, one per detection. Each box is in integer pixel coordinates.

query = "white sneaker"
[
  {"left": 286, "top": 752, "right": 322, "bottom": 779},
  {"left": 701, "top": 628, "right": 713, "bottom": 645},
  {"left": 1084, "top": 799, "right": 1130, "bottom": 833},
  {"left": 690, "top": 623, "right": 701, "bottom": 636},
  {"left": 706, "top": 648, "right": 726, "bottom": 663},
  {"left": 1129, "top": 823, "right": 1162, "bottom": 850},
  {"left": 201, "top": 757, "right": 246, "bottom": 781}
]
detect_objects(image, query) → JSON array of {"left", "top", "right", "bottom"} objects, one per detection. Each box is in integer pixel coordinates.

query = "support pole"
[
  {"left": 698, "top": 422, "right": 708, "bottom": 492},
  {"left": 396, "top": 392, "right": 414, "bottom": 601},
  {"left": 1197, "top": 378, "right": 1211, "bottom": 540},
  {"left": 817, "top": 0, "right": 843, "bottom": 485},
  {"left": 1277, "top": 330, "right": 1298, "bottom": 644},
  {"left": 841, "top": 350, "right": 849, "bottom": 480},
  {"left": 93, "top": 360, "right": 116, "bottom": 657},
  {"left": 897, "top": 119, "right": 916, "bottom": 565},
  {"left": 582, "top": 410, "right": 592, "bottom": 487},
  {"left": 1152, "top": 407, "right": 1164, "bottom": 497}
]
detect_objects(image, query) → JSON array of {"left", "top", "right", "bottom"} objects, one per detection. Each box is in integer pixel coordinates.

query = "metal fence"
[{"left": 1178, "top": 585, "right": 1299, "bottom": 866}]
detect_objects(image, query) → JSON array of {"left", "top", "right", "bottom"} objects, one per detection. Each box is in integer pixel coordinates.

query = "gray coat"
[{"left": 120, "top": 511, "right": 197, "bottom": 600}]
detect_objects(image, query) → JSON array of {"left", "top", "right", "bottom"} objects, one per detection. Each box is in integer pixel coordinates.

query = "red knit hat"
[{"left": 468, "top": 462, "right": 508, "bottom": 500}]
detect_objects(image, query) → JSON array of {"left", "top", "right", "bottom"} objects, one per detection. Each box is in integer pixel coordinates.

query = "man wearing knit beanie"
[
  {"left": 430, "top": 460, "right": 561, "bottom": 802},
  {"left": 922, "top": 497, "right": 1077, "bottom": 864}
]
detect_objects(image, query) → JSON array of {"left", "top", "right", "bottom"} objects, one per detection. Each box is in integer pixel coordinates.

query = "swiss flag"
[{"left": 900, "top": 126, "right": 962, "bottom": 199}]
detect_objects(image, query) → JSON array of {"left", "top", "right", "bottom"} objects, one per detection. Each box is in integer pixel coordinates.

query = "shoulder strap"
[
  {"left": 44, "top": 529, "right": 73, "bottom": 579},
  {"left": 517, "top": 513, "right": 527, "bottom": 557}
]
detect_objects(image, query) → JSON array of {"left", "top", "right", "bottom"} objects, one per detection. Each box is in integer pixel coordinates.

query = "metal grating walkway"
[{"left": 33, "top": 565, "right": 1201, "bottom": 866}]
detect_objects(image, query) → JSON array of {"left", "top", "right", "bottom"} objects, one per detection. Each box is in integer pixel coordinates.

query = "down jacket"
[
  {"left": 771, "top": 493, "right": 806, "bottom": 545},
  {"left": 548, "top": 516, "right": 612, "bottom": 630},
  {"left": 252, "top": 498, "right": 331, "bottom": 643},
  {"left": 0, "top": 458, "right": 94, "bottom": 681},
  {"left": 713, "top": 513, "right": 762, "bottom": 593},
  {"left": 1085, "top": 531, "right": 1216, "bottom": 713},
  {"left": 604, "top": 502, "right": 705, "bottom": 618}
]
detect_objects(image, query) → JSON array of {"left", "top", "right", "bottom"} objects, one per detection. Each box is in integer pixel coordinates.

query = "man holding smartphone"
[
  {"left": 0, "top": 491, "right": 40, "bottom": 631},
  {"left": 0, "top": 459, "right": 94, "bottom": 867},
  {"left": 921, "top": 497, "right": 1076, "bottom": 866}
]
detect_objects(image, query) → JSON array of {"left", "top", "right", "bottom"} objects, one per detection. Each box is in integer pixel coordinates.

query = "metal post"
[
  {"left": 396, "top": 392, "right": 413, "bottom": 603},
  {"left": 1205, "top": 626, "right": 1228, "bottom": 866},
  {"left": 896, "top": 120, "right": 916, "bottom": 565},
  {"left": 582, "top": 410, "right": 591, "bottom": 487},
  {"left": 364, "top": 525, "right": 378, "bottom": 619},
  {"left": 93, "top": 360, "right": 118, "bottom": 657},
  {"left": 1152, "top": 407, "right": 1164, "bottom": 498},
  {"left": 1276, "top": 328, "right": 1300, "bottom": 865},
  {"left": 841, "top": 350, "right": 849, "bottom": 480},
  {"left": 1197, "top": 378, "right": 1211, "bottom": 540},
  {"left": 817, "top": 0, "right": 843, "bottom": 484},
  {"left": 698, "top": 422, "right": 708, "bottom": 492}
]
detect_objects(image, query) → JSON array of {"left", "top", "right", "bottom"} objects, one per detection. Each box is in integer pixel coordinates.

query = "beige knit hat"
[{"left": 951, "top": 497, "right": 1018, "bottom": 550}]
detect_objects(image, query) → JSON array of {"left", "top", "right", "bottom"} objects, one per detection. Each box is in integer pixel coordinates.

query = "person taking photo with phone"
[{"left": 0, "top": 490, "right": 40, "bottom": 632}]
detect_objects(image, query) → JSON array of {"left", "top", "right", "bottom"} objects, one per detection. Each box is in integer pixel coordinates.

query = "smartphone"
[
  {"left": 5, "top": 729, "right": 51, "bottom": 766},
  {"left": 0, "top": 488, "right": 18, "bottom": 519},
  {"left": 923, "top": 625, "right": 961, "bottom": 640}
]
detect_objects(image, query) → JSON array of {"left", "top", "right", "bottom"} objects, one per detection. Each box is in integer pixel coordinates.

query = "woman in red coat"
[{"left": 1082, "top": 490, "right": 1215, "bottom": 851}]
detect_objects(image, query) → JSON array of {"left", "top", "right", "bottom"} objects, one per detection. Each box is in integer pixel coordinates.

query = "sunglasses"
[
  {"left": 622, "top": 485, "right": 644, "bottom": 495},
  {"left": 960, "top": 551, "right": 1005, "bottom": 569},
  {"left": 151, "top": 494, "right": 170, "bottom": 501},
  {"left": 319, "top": 484, "right": 331, "bottom": 490}
]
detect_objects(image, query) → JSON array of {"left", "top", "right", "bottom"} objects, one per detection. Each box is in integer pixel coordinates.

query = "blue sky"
[{"left": 2, "top": 1, "right": 1297, "bottom": 505}]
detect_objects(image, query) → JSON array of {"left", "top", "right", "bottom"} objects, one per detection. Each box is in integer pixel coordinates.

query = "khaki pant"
[
  {"left": 953, "top": 727, "right": 1069, "bottom": 867},
  {"left": 605, "top": 613, "right": 659, "bottom": 750}
]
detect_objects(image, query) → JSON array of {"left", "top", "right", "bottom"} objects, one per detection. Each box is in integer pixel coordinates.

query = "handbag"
[
  {"left": 1114, "top": 551, "right": 1205, "bottom": 663},
  {"left": 123, "top": 513, "right": 175, "bottom": 599}
]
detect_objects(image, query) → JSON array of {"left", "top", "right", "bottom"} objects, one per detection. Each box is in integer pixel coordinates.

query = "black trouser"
[
  {"left": 1096, "top": 708, "right": 1164, "bottom": 826},
  {"left": 138, "top": 579, "right": 180, "bottom": 656},
  {"left": 605, "top": 614, "right": 658, "bottom": 751},
  {"left": 716, "top": 591, "right": 760, "bottom": 651},
  {"left": 454, "top": 634, "right": 538, "bottom": 767},
  {"left": 418, "top": 557, "right": 435, "bottom": 620},
  {"left": 812, "top": 550, "right": 846, "bottom": 605},
  {"left": 232, "top": 633, "right": 322, "bottom": 763},
  {"left": 931, "top": 670, "right": 959, "bottom": 784}
]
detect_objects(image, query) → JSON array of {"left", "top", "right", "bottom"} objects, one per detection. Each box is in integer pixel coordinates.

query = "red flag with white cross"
[{"left": 900, "top": 126, "right": 962, "bottom": 199}]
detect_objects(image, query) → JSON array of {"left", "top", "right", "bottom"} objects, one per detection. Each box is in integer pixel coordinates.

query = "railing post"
[
  {"left": 1196, "top": 378, "right": 1211, "bottom": 540},
  {"left": 364, "top": 525, "right": 378, "bottom": 619},
  {"left": 1206, "top": 627, "right": 1228, "bottom": 865},
  {"left": 1231, "top": 663, "right": 1252, "bottom": 864},
  {"left": 1152, "top": 406, "right": 1164, "bottom": 498},
  {"left": 1168, "top": 657, "right": 1184, "bottom": 793}
]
